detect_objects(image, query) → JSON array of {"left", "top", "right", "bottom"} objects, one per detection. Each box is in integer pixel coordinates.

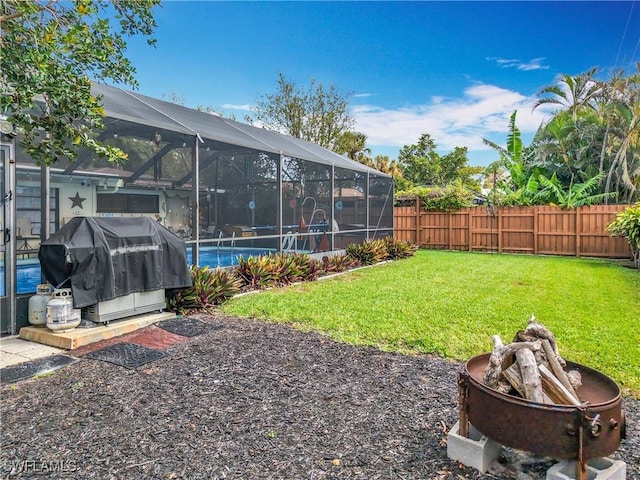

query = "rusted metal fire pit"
[{"left": 459, "top": 353, "right": 626, "bottom": 480}]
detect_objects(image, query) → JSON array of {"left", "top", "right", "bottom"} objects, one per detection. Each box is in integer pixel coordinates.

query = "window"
[{"left": 97, "top": 193, "right": 159, "bottom": 214}]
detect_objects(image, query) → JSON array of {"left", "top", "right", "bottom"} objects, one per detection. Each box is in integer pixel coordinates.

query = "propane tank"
[
  {"left": 46, "top": 288, "right": 81, "bottom": 333},
  {"left": 28, "top": 284, "right": 53, "bottom": 326}
]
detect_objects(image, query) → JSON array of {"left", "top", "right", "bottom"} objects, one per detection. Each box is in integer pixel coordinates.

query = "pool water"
[
  {"left": 3, "top": 247, "right": 275, "bottom": 295},
  {"left": 187, "top": 247, "right": 275, "bottom": 268}
]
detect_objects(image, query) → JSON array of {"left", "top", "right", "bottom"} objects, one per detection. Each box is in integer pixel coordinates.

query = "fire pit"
[{"left": 459, "top": 353, "right": 626, "bottom": 479}]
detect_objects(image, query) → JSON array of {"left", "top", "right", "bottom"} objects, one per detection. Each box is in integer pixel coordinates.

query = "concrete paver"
[{"left": 0, "top": 337, "right": 63, "bottom": 369}]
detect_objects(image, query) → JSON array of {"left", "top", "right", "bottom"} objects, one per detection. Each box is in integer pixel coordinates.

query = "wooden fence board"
[{"left": 394, "top": 201, "right": 631, "bottom": 259}]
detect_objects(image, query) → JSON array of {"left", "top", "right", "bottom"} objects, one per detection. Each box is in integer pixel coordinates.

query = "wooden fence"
[{"left": 394, "top": 200, "right": 632, "bottom": 258}]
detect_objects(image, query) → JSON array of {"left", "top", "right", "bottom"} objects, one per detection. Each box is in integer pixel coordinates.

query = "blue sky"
[{"left": 123, "top": 1, "right": 640, "bottom": 166}]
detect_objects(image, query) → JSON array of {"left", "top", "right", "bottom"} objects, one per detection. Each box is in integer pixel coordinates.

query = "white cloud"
[
  {"left": 488, "top": 56, "right": 549, "bottom": 71},
  {"left": 353, "top": 92, "right": 375, "bottom": 98},
  {"left": 222, "top": 103, "right": 254, "bottom": 111},
  {"left": 352, "top": 83, "right": 553, "bottom": 164},
  {"left": 517, "top": 57, "right": 550, "bottom": 71}
]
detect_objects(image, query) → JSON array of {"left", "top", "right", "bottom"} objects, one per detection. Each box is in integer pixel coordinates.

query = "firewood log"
[
  {"left": 524, "top": 315, "right": 566, "bottom": 367},
  {"left": 515, "top": 348, "right": 545, "bottom": 403},
  {"left": 483, "top": 335, "right": 506, "bottom": 388},
  {"left": 502, "top": 363, "right": 552, "bottom": 403},
  {"left": 483, "top": 335, "right": 541, "bottom": 389},
  {"left": 540, "top": 339, "right": 579, "bottom": 399},
  {"left": 539, "top": 364, "right": 581, "bottom": 406},
  {"left": 567, "top": 370, "right": 583, "bottom": 391}
]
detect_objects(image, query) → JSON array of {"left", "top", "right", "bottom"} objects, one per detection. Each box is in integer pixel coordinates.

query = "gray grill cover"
[{"left": 39, "top": 217, "right": 192, "bottom": 308}]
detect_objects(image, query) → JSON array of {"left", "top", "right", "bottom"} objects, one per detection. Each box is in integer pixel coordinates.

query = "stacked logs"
[{"left": 482, "top": 315, "right": 583, "bottom": 405}]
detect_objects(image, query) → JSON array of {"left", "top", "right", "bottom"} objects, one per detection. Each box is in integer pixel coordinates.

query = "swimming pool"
[
  {"left": 3, "top": 247, "right": 276, "bottom": 295},
  {"left": 187, "top": 246, "right": 276, "bottom": 268}
]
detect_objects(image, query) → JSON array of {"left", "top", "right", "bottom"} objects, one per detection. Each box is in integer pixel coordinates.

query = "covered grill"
[{"left": 39, "top": 217, "right": 192, "bottom": 309}]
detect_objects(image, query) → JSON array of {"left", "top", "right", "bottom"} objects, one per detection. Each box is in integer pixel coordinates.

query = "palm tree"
[
  {"left": 604, "top": 96, "right": 640, "bottom": 202},
  {"left": 334, "top": 131, "right": 370, "bottom": 160},
  {"left": 533, "top": 67, "right": 601, "bottom": 120},
  {"left": 591, "top": 69, "right": 627, "bottom": 180},
  {"left": 533, "top": 66, "right": 639, "bottom": 203}
]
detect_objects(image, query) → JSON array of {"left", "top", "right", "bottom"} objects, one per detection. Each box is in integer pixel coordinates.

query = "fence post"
[
  {"left": 533, "top": 207, "right": 538, "bottom": 255},
  {"left": 468, "top": 209, "right": 472, "bottom": 251},
  {"left": 415, "top": 197, "right": 420, "bottom": 246},
  {"left": 575, "top": 207, "right": 581, "bottom": 257},
  {"left": 448, "top": 212, "right": 453, "bottom": 250},
  {"left": 497, "top": 208, "right": 502, "bottom": 253}
]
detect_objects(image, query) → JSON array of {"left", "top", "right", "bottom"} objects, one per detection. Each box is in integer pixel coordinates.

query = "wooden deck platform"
[{"left": 19, "top": 312, "right": 176, "bottom": 350}]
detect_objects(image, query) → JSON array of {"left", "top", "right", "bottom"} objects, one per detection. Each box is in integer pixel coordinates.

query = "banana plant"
[
  {"left": 537, "top": 173, "right": 617, "bottom": 208},
  {"left": 483, "top": 111, "right": 544, "bottom": 205}
]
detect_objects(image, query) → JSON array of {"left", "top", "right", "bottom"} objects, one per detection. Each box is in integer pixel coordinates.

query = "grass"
[{"left": 221, "top": 250, "right": 640, "bottom": 394}]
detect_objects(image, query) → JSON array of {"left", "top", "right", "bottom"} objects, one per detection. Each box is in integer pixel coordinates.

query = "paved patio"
[{"left": 0, "top": 336, "right": 63, "bottom": 369}]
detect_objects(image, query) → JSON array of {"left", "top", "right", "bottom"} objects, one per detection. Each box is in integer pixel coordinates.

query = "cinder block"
[
  {"left": 447, "top": 420, "right": 502, "bottom": 473},
  {"left": 546, "top": 457, "right": 626, "bottom": 480}
]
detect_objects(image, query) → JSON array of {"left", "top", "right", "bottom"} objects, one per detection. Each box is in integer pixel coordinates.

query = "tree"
[
  {"left": 531, "top": 66, "right": 640, "bottom": 204},
  {"left": 248, "top": 73, "right": 355, "bottom": 150},
  {"left": 534, "top": 67, "right": 601, "bottom": 121},
  {"left": 603, "top": 69, "right": 640, "bottom": 203},
  {"left": 0, "top": 0, "right": 159, "bottom": 166},
  {"left": 483, "top": 111, "right": 546, "bottom": 205},
  {"left": 398, "top": 133, "right": 479, "bottom": 189},
  {"left": 371, "top": 155, "right": 403, "bottom": 177},
  {"left": 483, "top": 110, "right": 524, "bottom": 168},
  {"left": 397, "top": 134, "right": 439, "bottom": 186},
  {"left": 334, "top": 130, "right": 370, "bottom": 160}
]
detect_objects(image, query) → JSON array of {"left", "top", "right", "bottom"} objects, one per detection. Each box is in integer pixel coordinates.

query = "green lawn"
[{"left": 221, "top": 250, "right": 640, "bottom": 394}]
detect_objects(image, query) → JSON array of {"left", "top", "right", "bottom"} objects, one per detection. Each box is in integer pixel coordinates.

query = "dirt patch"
[{"left": 1, "top": 312, "right": 638, "bottom": 479}]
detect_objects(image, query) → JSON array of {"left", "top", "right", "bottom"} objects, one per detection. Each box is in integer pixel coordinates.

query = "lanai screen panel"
[
  {"left": 198, "top": 150, "right": 279, "bottom": 247},
  {"left": 369, "top": 174, "right": 394, "bottom": 237},
  {"left": 334, "top": 167, "right": 367, "bottom": 230},
  {"left": 282, "top": 156, "right": 332, "bottom": 252}
]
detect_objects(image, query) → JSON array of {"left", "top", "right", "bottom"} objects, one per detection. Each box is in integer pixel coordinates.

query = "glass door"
[{"left": 1, "top": 142, "right": 16, "bottom": 335}]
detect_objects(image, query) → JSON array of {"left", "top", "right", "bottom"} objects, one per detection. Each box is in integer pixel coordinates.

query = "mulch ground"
[{"left": 1, "top": 312, "right": 638, "bottom": 480}]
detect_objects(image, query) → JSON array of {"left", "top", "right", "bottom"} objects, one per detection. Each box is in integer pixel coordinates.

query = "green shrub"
[
  {"left": 322, "top": 253, "right": 360, "bottom": 273},
  {"left": 266, "top": 253, "right": 302, "bottom": 286},
  {"left": 345, "top": 239, "right": 387, "bottom": 265},
  {"left": 395, "top": 181, "right": 476, "bottom": 211},
  {"left": 234, "top": 255, "right": 275, "bottom": 289},
  {"left": 382, "top": 237, "right": 418, "bottom": 259},
  {"left": 607, "top": 203, "right": 640, "bottom": 268},
  {"left": 166, "top": 266, "right": 242, "bottom": 314},
  {"left": 290, "top": 253, "right": 323, "bottom": 281}
]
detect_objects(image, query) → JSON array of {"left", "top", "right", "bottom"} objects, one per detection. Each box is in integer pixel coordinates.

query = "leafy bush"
[
  {"left": 382, "top": 237, "right": 418, "bottom": 259},
  {"left": 166, "top": 266, "right": 242, "bottom": 314},
  {"left": 537, "top": 173, "right": 617, "bottom": 208},
  {"left": 395, "top": 181, "right": 476, "bottom": 211},
  {"left": 607, "top": 204, "right": 640, "bottom": 268},
  {"left": 345, "top": 239, "right": 387, "bottom": 265},
  {"left": 267, "top": 253, "right": 303, "bottom": 286},
  {"left": 322, "top": 253, "right": 360, "bottom": 273},
  {"left": 290, "top": 253, "right": 323, "bottom": 282},
  {"left": 234, "top": 255, "right": 276, "bottom": 289}
]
